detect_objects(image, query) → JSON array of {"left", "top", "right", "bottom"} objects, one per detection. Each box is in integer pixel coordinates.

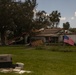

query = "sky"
[
  {"left": 36, "top": 0, "right": 76, "bottom": 28},
  {"left": 21, "top": 0, "right": 76, "bottom": 28}
]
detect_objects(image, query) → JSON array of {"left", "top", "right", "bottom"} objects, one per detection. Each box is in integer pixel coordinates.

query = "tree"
[
  {"left": 63, "top": 22, "right": 70, "bottom": 30},
  {"left": 12, "top": 0, "right": 37, "bottom": 36},
  {"left": 33, "top": 10, "right": 49, "bottom": 29},
  {"left": 0, "top": 0, "right": 15, "bottom": 45},
  {"left": 49, "top": 10, "right": 61, "bottom": 28},
  {"left": 0, "top": 0, "right": 37, "bottom": 45},
  {"left": 69, "top": 28, "right": 76, "bottom": 33}
]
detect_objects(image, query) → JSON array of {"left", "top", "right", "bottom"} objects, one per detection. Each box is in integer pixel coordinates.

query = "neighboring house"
[
  {"left": 59, "top": 34, "right": 76, "bottom": 43},
  {"left": 59, "top": 30, "right": 76, "bottom": 43}
]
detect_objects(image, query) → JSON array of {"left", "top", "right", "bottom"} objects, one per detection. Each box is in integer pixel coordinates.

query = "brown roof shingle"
[{"left": 36, "top": 28, "right": 61, "bottom": 37}]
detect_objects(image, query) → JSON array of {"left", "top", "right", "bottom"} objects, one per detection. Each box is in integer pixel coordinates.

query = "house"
[
  {"left": 32, "top": 28, "right": 62, "bottom": 43},
  {"left": 31, "top": 28, "right": 76, "bottom": 44}
]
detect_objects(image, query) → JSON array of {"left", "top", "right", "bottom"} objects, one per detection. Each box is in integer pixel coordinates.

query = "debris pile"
[
  {"left": 0, "top": 54, "right": 32, "bottom": 74},
  {"left": 0, "top": 63, "right": 32, "bottom": 74}
]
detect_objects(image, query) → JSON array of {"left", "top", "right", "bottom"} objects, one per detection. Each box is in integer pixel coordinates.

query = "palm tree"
[
  {"left": 63, "top": 22, "right": 70, "bottom": 30},
  {"left": 34, "top": 10, "right": 49, "bottom": 29},
  {"left": 36, "top": 10, "right": 46, "bottom": 21},
  {"left": 49, "top": 10, "right": 61, "bottom": 28}
]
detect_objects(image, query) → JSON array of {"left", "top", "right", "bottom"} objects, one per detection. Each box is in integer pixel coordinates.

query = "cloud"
[
  {"left": 71, "top": 17, "right": 74, "bottom": 20},
  {"left": 60, "top": 17, "right": 66, "bottom": 21},
  {"left": 75, "top": 12, "right": 76, "bottom": 16}
]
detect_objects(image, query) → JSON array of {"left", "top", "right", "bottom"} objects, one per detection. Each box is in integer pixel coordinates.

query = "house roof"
[
  {"left": 36, "top": 34, "right": 58, "bottom": 37},
  {"left": 36, "top": 28, "right": 61, "bottom": 37},
  {"left": 40, "top": 28, "right": 61, "bottom": 34}
]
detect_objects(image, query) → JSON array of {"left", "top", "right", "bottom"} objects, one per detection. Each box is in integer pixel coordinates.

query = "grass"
[{"left": 0, "top": 46, "right": 76, "bottom": 75}]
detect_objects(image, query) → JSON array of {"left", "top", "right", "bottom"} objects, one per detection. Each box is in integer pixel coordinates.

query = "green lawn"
[{"left": 0, "top": 46, "right": 76, "bottom": 75}]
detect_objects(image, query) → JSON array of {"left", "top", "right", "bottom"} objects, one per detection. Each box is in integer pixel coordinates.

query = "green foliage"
[
  {"left": 0, "top": 0, "right": 37, "bottom": 44},
  {"left": 34, "top": 10, "right": 49, "bottom": 29},
  {"left": 69, "top": 28, "right": 76, "bottom": 33},
  {"left": 49, "top": 10, "right": 61, "bottom": 28},
  {"left": 0, "top": 0, "right": 15, "bottom": 45},
  {"left": 12, "top": 0, "right": 37, "bottom": 36},
  {"left": 63, "top": 22, "right": 70, "bottom": 30}
]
